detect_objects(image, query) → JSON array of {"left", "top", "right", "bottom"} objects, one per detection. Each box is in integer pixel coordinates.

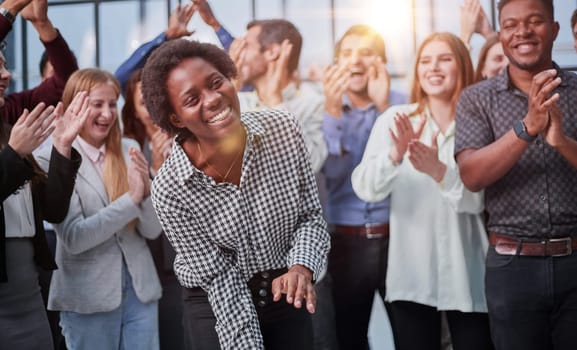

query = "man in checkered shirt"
[
  {"left": 141, "top": 39, "right": 330, "bottom": 350},
  {"left": 455, "top": 0, "right": 577, "bottom": 349}
]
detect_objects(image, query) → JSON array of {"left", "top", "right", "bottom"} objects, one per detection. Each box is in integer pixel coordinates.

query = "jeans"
[
  {"left": 328, "top": 231, "right": 390, "bottom": 350},
  {"left": 485, "top": 245, "right": 577, "bottom": 350},
  {"left": 60, "top": 263, "right": 159, "bottom": 350}
]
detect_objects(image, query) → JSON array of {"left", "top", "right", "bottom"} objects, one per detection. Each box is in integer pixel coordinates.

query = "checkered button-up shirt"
[
  {"left": 455, "top": 64, "right": 577, "bottom": 238},
  {"left": 152, "top": 109, "right": 330, "bottom": 349}
]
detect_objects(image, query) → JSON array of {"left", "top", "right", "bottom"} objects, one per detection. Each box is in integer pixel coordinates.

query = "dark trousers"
[
  {"left": 328, "top": 231, "right": 390, "bottom": 350},
  {"left": 310, "top": 274, "right": 339, "bottom": 350},
  {"left": 485, "top": 246, "right": 577, "bottom": 350},
  {"left": 38, "top": 230, "right": 67, "bottom": 350},
  {"left": 147, "top": 234, "right": 185, "bottom": 350},
  {"left": 182, "top": 270, "right": 313, "bottom": 350},
  {"left": 390, "top": 301, "right": 493, "bottom": 350}
]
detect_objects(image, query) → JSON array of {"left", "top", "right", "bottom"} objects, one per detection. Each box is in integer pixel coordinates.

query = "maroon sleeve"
[
  {"left": 1, "top": 29, "right": 78, "bottom": 124},
  {"left": 0, "top": 13, "right": 12, "bottom": 41}
]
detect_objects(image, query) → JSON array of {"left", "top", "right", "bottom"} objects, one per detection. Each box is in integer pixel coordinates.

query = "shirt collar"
[
  {"left": 340, "top": 94, "right": 375, "bottom": 112},
  {"left": 172, "top": 112, "right": 266, "bottom": 183},
  {"left": 497, "top": 62, "right": 568, "bottom": 92},
  {"left": 77, "top": 137, "right": 106, "bottom": 163}
]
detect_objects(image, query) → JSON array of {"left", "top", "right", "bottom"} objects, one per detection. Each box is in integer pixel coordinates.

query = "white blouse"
[
  {"left": 4, "top": 183, "right": 35, "bottom": 238},
  {"left": 352, "top": 103, "right": 488, "bottom": 313}
]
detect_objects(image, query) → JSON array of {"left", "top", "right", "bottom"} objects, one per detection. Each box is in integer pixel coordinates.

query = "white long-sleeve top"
[{"left": 352, "top": 103, "right": 488, "bottom": 312}]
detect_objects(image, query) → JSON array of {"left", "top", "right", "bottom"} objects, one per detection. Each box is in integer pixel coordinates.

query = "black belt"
[{"left": 330, "top": 224, "right": 389, "bottom": 239}]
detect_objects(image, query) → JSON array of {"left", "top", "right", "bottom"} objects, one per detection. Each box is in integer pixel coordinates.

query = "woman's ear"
[{"left": 169, "top": 114, "right": 183, "bottom": 128}]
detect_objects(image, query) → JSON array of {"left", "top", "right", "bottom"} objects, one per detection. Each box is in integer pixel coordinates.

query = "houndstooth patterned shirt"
[
  {"left": 151, "top": 109, "right": 330, "bottom": 350},
  {"left": 455, "top": 64, "right": 577, "bottom": 238}
]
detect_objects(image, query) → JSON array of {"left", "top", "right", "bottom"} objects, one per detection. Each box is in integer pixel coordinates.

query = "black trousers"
[
  {"left": 390, "top": 300, "right": 493, "bottom": 350},
  {"left": 182, "top": 269, "right": 313, "bottom": 350},
  {"left": 327, "top": 231, "right": 391, "bottom": 350},
  {"left": 486, "top": 245, "right": 577, "bottom": 350}
]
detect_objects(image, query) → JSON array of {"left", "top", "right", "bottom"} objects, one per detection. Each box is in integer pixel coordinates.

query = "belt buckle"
[
  {"left": 548, "top": 237, "right": 572, "bottom": 257},
  {"left": 365, "top": 223, "right": 384, "bottom": 239}
]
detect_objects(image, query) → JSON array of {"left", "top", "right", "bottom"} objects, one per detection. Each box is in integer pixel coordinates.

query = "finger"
[
  {"left": 541, "top": 92, "right": 560, "bottom": 110},
  {"left": 389, "top": 128, "right": 400, "bottom": 146},
  {"left": 285, "top": 274, "right": 297, "bottom": 305},
  {"left": 14, "top": 108, "right": 30, "bottom": 126},
  {"left": 271, "top": 277, "right": 283, "bottom": 302},
  {"left": 431, "top": 130, "right": 440, "bottom": 148},
  {"left": 529, "top": 69, "right": 557, "bottom": 98},
  {"left": 305, "top": 283, "right": 316, "bottom": 314},
  {"left": 293, "top": 274, "right": 306, "bottom": 309},
  {"left": 367, "top": 64, "right": 377, "bottom": 81},
  {"left": 24, "top": 102, "right": 47, "bottom": 127},
  {"left": 414, "top": 115, "right": 427, "bottom": 138},
  {"left": 34, "top": 105, "right": 56, "bottom": 134},
  {"left": 53, "top": 101, "right": 64, "bottom": 120}
]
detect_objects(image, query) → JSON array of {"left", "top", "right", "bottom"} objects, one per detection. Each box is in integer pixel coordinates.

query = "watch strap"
[{"left": 513, "top": 120, "right": 537, "bottom": 143}]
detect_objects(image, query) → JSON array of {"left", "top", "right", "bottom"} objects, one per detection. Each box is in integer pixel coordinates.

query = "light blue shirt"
[{"left": 321, "top": 90, "right": 407, "bottom": 225}]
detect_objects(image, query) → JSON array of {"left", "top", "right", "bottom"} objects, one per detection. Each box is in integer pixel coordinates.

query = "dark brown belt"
[
  {"left": 331, "top": 224, "right": 389, "bottom": 239},
  {"left": 489, "top": 232, "right": 577, "bottom": 257}
]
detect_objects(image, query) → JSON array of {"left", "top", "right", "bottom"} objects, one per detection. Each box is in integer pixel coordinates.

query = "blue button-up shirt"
[{"left": 322, "top": 90, "right": 407, "bottom": 225}]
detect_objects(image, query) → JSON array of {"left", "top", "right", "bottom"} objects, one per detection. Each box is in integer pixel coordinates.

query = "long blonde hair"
[
  {"left": 408, "top": 32, "right": 474, "bottom": 117},
  {"left": 62, "top": 68, "right": 127, "bottom": 202}
]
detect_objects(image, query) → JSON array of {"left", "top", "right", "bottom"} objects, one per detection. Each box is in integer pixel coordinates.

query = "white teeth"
[
  {"left": 208, "top": 107, "right": 230, "bottom": 124},
  {"left": 428, "top": 76, "right": 443, "bottom": 83}
]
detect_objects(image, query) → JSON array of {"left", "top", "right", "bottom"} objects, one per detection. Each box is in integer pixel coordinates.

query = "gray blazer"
[{"left": 36, "top": 138, "right": 162, "bottom": 313}]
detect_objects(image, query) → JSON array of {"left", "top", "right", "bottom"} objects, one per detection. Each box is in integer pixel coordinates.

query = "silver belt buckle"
[
  {"left": 365, "top": 223, "right": 384, "bottom": 239},
  {"left": 547, "top": 237, "right": 572, "bottom": 257}
]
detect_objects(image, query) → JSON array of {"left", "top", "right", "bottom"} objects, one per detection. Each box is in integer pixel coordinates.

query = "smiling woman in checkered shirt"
[{"left": 141, "top": 39, "right": 330, "bottom": 350}]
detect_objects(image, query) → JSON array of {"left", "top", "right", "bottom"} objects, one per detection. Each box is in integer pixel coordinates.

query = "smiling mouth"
[{"left": 207, "top": 106, "right": 231, "bottom": 124}]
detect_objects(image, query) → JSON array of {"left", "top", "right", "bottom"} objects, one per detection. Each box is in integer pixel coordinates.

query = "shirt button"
[
  {"left": 258, "top": 288, "right": 267, "bottom": 297},
  {"left": 259, "top": 281, "right": 268, "bottom": 288},
  {"left": 257, "top": 299, "right": 267, "bottom": 308},
  {"left": 540, "top": 194, "right": 546, "bottom": 202},
  {"left": 535, "top": 140, "right": 541, "bottom": 146},
  {"left": 261, "top": 272, "right": 270, "bottom": 279}
]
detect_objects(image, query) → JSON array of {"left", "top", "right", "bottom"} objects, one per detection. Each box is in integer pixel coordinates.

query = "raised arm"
[
  {"left": 1, "top": 0, "right": 78, "bottom": 124},
  {"left": 115, "top": 3, "right": 194, "bottom": 93}
]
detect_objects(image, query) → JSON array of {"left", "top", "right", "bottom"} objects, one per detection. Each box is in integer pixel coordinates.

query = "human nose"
[
  {"left": 100, "top": 104, "right": 114, "bottom": 119},
  {"left": 349, "top": 51, "right": 361, "bottom": 64},
  {"left": 0, "top": 65, "right": 11, "bottom": 81},
  {"left": 513, "top": 21, "right": 531, "bottom": 37},
  {"left": 203, "top": 89, "right": 221, "bottom": 110}
]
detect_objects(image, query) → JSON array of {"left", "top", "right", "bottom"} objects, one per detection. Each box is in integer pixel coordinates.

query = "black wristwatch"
[{"left": 513, "top": 120, "right": 537, "bottom": 143}]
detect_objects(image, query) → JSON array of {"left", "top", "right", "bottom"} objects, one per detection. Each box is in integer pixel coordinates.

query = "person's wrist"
[
  {"left": 0, "top": 6, "right": 16, "bottom": 23},
  {"left": 522, "top": 118, "right": 539, "bottom": 137},
  {"left": 290, "top": 264, "right": 313, "bottom": 282}
]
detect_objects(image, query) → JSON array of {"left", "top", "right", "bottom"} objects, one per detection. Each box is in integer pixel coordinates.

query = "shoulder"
[
  {"left": 121, "top": 137, "right": 140, "bottom": 153},
  {"left": 389, "top": 89, "right": 409, "bottom": 105},
  {"left": 381, "top": 103, "right": 418, "bottom": 119}
]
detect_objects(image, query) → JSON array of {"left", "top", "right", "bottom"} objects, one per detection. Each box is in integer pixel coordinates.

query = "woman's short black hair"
[{"left": 141, "top": 39, "right": 237, "bottom": 136}]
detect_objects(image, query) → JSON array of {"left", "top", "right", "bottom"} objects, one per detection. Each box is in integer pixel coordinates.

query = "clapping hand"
[
  {"left": 228, "top": 37, "right": 247, "bottom": 91},
  {"left": 150, "top": 128, "right": 173, "bottom": 173},
  {"left": 322, "top": 63, "right": 349, "bottom": 118},
  {"left": 367, "top": 56, "right": 391, "bottom": 112},
  {"left": 8, "top": 102, "right": 55, "bottom": 158},
  {"left": 51, "top": 91, "right": 91, "bottom": 159},
  {"left": 128, "top": 147, "right": 151, "bottom": 204},
  {"left": 165, "top": 2, "right": 195, "bottom": 40},
  {"left": 408, "top": 130, "right": 447, "bottom": 182},
  {"left": 389, "top": 113, "right": 427, "bottom": 165}
]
